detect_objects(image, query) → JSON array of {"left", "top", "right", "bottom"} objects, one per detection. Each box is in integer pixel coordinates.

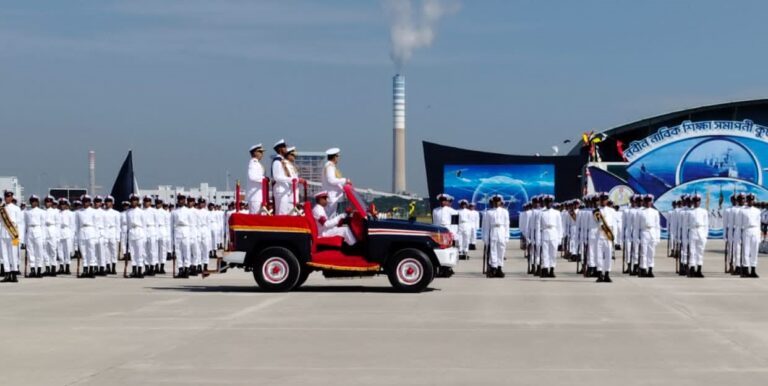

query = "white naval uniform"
[
  {"left": 528, "top": 208, "right": 543, "bottom": 266},
  {"left": 432, "top": 206, "right": 458, "bottom": 240},
  {"left": 686, "top": 207, "right": 708, "bottom": 267},
  {"left": 568, "top": 209, "right": 580, "bottom": 256},
  {"left": 679, "top": 207, "right": 691, "bottom": 265},
  {"left": 76, "top": 207, "right": 100, "bottom": 268},
  {"left": 272, "top": 157, "right": 298, "bottom": 215},
  {"left": 312, "top": 204, "right": 356, "bottom": 245},
  {"left": 125, "top": 208, "right": 147, "bottom": 267},
  {"left": 470, "top": 209, "right": 480, "bottom": 247},
  {"left": 58, "top": 209, "right": 75, "bottom": 265},
  {"left": 24, "top": 207, "right": 47, "bottom": 269},
  {"left": 594, "top": 206, "right": 617, "bottom": 273},
  {"left": 1, "top": 203, "right": 24, "bottom": 272},
  {"left": 322, "top": 161, "right": 347, "bottom": 216},
  {"left": 456, "top": 208, "right": 473, "bottom": 255},
  {"left": 143, "top": 207, "right": 159, "bottom": 266},
  {"left": 485, "top": 207, "right": 510, "bottom": 269},
  {"left": 537, "top": 207, "right": 563, "bottom": 269},
  {"left": 738, "top": 206, "right": 761, "bottom": 268},
  {"left": 638, "top": 207, "right": 661, "bottom": 270},
  {"left": 519, "top": 209, "right": 529, "bottom": 247},
  {"left": 44, "top": 207, "right": 60, "bottom": 267},
  {"left": 246, "top": 158, "right": 265, "bottom": 214},
  {"left": 629, "top": 207, "right": 642, "bottom": 266},
  {"left": 157, "top": 208, "right": 171, "bottom": 263},
  {"left": 172, "top": 206, "right": 192, "bottom": 268},
  {"left": 198, "top": 208, "right": 212, "bottom": 261},
  {"left": 93, "top": 207, "right": 108, "bottom": 268},
  {"left": 103, "top": 208, "right": 121, "bottom": 266}
]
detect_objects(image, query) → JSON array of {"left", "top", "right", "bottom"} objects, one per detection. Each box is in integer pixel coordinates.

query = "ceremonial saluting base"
[{"left": 2, "top": 240, "right": 767, "bottom": 386}]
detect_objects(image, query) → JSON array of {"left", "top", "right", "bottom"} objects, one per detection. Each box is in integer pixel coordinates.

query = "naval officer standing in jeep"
[{"left": 321, "top": 148, "right": 350, "bottom": 217}]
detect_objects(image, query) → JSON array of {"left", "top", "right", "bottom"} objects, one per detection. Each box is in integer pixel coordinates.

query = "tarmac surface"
[{"left": 1, "top": 240, "right": 768, "bottom": 385}]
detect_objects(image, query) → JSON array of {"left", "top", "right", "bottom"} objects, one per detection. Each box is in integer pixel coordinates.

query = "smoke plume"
[{"left": 385, "top": 0, "right": 459, "bottom": 70}]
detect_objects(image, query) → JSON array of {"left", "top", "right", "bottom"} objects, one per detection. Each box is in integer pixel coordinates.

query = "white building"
[
  {"left": 139, "top": 183, "right": 236, "bottom": 206},
  {"left": 0, "top": 177, "right": 24, "bottom": 201}
]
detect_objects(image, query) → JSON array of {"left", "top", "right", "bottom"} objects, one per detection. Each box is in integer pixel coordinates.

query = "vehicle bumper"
[
  {"left": 223, "top": 251, "right": 246, "bottom": 265},
  {"left": 433, "top": 247, "right": 458, "bottom": 268}
]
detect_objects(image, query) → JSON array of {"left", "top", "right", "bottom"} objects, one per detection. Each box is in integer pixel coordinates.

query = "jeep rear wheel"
[
  {"left": 387, "top": 248, "right": 434, "bottom": 293},
  {"left": 253, "top": 247, "right": 300, "bottom": 292}
]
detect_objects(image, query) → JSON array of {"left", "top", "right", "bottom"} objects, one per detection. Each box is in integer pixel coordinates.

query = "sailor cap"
[
  {"left": 44, "top": 195, "right": 55, "bottom": 202},
  {"left": 325, "top": 148, "right": 340, "bottom": 156},
  {"left": 458, "top": 199, "right": 469, "bottom": 205},
  {"left": 93, "top": 195, "right": 103, "bottom": 202},
  {"left": 155, "top": 198, "right": 163, "bottom": 204},
  {"left": 81, "top": 194, "right": 92, "bottom": 201},
  {"left": 492, "top": 194, "right": 504, "bottom": 202},
  {"left": 121, "top": 201, "right": 129, "bottom": 206},
  {"left": 105, "top": 195, "right": 114, "bottom": 202},
  {"left": 436, "top": 194, "right": 447, "bottom": 201},
  {"left": 746, "top": 193, "right": 756, "bottom": 200},
  {"left": 249, "top": 144, "right": 263, "bottom": 152},
  {"left": 644, "top": 194, "right": 655, "bottom": 201},
  {"left": 286, "top": 146, "right": 296, "bottom": 155},
  {"left": 29, "top": 194, "right": 40, "bottom": 201},
  {"left": 273, "top": 139, "right": 286, "bottom": 150},
  {"left": 3, "top": 190, "right": 13, "bottom": 197},
  {"left": 314, "top": 191, "right": 329, "bottom": 200},
  {"left": 129, "top": 194, "right": 140, "bottom": 200}
]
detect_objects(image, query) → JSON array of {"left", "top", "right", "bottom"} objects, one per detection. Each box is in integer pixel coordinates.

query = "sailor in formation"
[
  {"left": 537, "top": 195, "right": 563, "bottom": 278},
  {"left": 1, "top": 191, "right": 23, "bottom": 282},
  {"left": 593, "top": 193, "right": 617, "bottom": 283},
  {"left": 57, "top": 198, "right": 75, "bottom": 275},
  {"left": 103, "top": 196, "right": 121, "bottom": 275},
  {"left": 456, "top": 199, "right": 473, "bottom": 260},
  {"left": 484, "top": 195, "right": 509, "bottom": 278},
  {"left": 737, "top": 193, "right": 760, "bottom": 278},
  {"left": 638, "top": 194, "right": 660, "bottom": 277},
  {"left": 685, "top": 194, "right": 709, "bottom": 278}
]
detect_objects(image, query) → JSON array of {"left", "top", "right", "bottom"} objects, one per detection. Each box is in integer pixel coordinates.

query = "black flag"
[{"left": 110, "top": 151, "right": 136, "bottom": 211}]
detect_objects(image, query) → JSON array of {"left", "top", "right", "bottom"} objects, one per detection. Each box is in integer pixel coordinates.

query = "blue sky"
[{"left": 2, "top": 0, "right": 768, "bottom": 196}]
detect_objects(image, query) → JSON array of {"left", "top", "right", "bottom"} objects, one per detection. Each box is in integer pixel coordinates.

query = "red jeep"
[{"left": 223, "top": 182, "right": 457, "bottom": 292}]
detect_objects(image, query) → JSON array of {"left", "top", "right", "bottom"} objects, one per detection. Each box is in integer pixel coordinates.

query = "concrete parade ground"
[{"left": 1, "top": 240, "right": 768, "bottom": 385}]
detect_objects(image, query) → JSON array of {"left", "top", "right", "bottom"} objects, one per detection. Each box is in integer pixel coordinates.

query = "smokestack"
[
  {"left": 89, "top": 150, "right": 96, "bottom": 195},
  {"left": 393, "top": 74, "right": 406, "bottom": 193}
]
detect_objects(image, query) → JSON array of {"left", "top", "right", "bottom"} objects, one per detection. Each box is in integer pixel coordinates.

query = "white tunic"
[
  {"left": 322, "top": 161, "right": 347, "bottom": 203},
  {"left": 246, "top": 158, "right": 265, "bottom": 202},
  {"left": 0, "top": 203, "right": 24, "bottom": 241},
  {"left": 537, "top": 208, "right": 563, "bottom": 242},
  {"left": 687, "top": 207, "right": 709, "bottom": 240}
]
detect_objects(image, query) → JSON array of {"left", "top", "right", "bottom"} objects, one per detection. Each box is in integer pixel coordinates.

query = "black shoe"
[
  {"left": 176, "top": 269, "right": 184, "bottom": 278},
  {"left": 90, "top": 267, "right": 97, "bottom": 278},
  {"left": 750, "top": 268, "right": 759, "bottom": 278},
  {"left": 1, "top": 273, "right": 11, "bottom": 283},
  {"left": 0, "top": 265, "right": 4, "bottom": 275},
  {"left": 741, "top": 267, "right": 750, "bottom": 278},
  {"left": 129, "top": 266, "right": 138, "bottom": 278},
  {"left": 647, "top": 268, "right": 655, "bottom": 278},
  {"left": 197, "top": 265, "right": 203, "bottom": 275},
  {"left": 496, "top": 268, "right": 505, "bottom": 278},
  {"left": 111, "top": 263, "right": 117, "bottom": 275},
  {"left": 65, "top": 264, "right": 71, "bottom": 275},
  {"left": 203, "top": 263, "right": 209, "bottom": 273},
  {"left": 189, "top": 266, "right": 198, "bottom": 276},
  {"left": 604, "top": 273, "right": 612, "bottom": 283},
  {"left": 687, "top": 267, "right": 696, "bottom": 277},
  {"left": 535, "top": 265, "right": 541, "bottom": 277},
  {"left": 160, "top": 264, "right": 166, "bottom": 274},
  {"left": 137, "top": 267, "right": 144, "bottom": 278},
  {"left": 696, "top": 266, "right": 704, "bottom": 278},
  {"left": 596, "top": 273, "right": 605, "bottom": 283},
  {"left": 10, "top": 272, "right": 18, "bottom": 282},
  {"left": 486, "top": 267, "right": 496, "bottom": 278},
  {"left": 549, "top": 268, "right": 556, "bottom": 278},
  {"left": 631, "top": 265, "right": 639, "bottom": 276},
  {"left": 44, "top": 266, "right": 50, "bottom": 277},
  {"left": 146, "top": 265, "right": 155, "bottom": 277},
  {"left": 97, "top": 266, "right": 105, "bottom": 276},
  {"left": 733, "top": 266, "right": 742, "bottom": 276},
  {"left": 57, "top": 265, "right": 64, "bottom": 274},
  {"left": 49, "top": 266, "right": 57, "bottom": 277},
  {"left": 639, "top": 269, "right": 647, "bottom": 277}
]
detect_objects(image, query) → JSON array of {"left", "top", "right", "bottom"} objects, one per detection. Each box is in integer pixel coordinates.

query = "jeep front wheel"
[
  {"left": 253, "top": 247, "right": 300, "bottom": 292},
  {"left": 387, "top": 249, "right": 434, "bottom": 293}
]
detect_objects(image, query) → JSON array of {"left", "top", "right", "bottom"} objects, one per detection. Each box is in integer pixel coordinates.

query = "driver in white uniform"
[{"left": 312, "top": 191, "right": 356, "bottom": 246}]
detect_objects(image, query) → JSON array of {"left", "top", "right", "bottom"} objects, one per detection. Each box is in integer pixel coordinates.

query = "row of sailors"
[
  {"left": 246, "top": 141, "right": 350, "bottom": 217},
  {"left": 0, "top": 191, "right": 229, "bottom": 282},
  {"left": 669, "top": 192, "right": 761, "bottom": 278},
  {"left": 521, "top": 193, "right": 657, "bottom": 282}
]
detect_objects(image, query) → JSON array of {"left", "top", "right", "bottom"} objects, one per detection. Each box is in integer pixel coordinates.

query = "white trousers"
[
  {"left": 274, "top": 192, "right": 294, "bottom": 215},
  {"left": 80, "top": 238, "right": 97, "bottom": 267},
  {"left": 587, "top": 238, "right": 597, "bottom": 267},
  {"left": 1, "top": 238, "right": 20, "bottom": 272},
  {"left": 129, "top": 238, "right": 146, "bottom": 267},
  {"left": 27, "top": 237, "right": 45, "bottom": 268},
  {"left": 95, "top": 238, "right": 107, "bottom": 267},
  {"left": 743, "top": 230, "right": 760, "bottom": 268},
  {"left": 104, "top": 238, "right": 119, "bottom": 265},
  {"left": 175, "top": 236, "right": 192, "bottom": 268},
  {"left": 731, "top": 237, "right": 741, "bottom": 267},
  {"left": 321, "top": 227, "right": 357, "bottom": 246},
  {"left": 58, "top": 238, "right": 73, "bottom": 264},
  {"left": 190, "top": 237, "right": 201, "bottom": 266},
  {"left": 158, "top": 236, "right": 169, "bottom": 264},
  {"left": 631, "top": 237, "right": 641, "bottom": 264},
  {"left": 44, "top": 236, "right": 57, "bottom": 266},
  {"left": 680, "top": 238, "right": 690, "bottom": 264},
  {"left": 596, "top": 239, "right": 613, "bottom": 273},
  {"left": 145, "top": 236, "right": 158, "bottom": 265},
  {"left": 247, "top": 190, "right": 263, "bottom": 214},
  {"left": 457, "top": 225, "right": 472, "bottom": 254},
  {"left": 688, "top": 237, "right": 706, "bottom": 266},
  {"left": 541, "top": 239, "right": 558, "bottom": 268},
  {"left": 640, "top": 233, "right": 657, "bottom": 269},
  {"left": 489, "top": 237, "right": 506, "bottom": 268}
]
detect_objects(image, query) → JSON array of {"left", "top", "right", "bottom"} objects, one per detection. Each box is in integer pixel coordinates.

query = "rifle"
[
  {"left": 75, "top": 250, "right": 80, "bottom": 277},
  {"left": 622, "top": 238, "right": 628, "bottom": 274},
  {"left": 23, "top": 245, "right": 28, "bottom": 278},
  {"left": 482, "top": 241, "right": 489, "bottom": 275},
  {"left": 123, "top": 224, "right": 131, "bottom": 278}
]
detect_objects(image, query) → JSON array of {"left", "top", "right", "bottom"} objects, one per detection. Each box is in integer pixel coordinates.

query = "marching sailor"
[
  {"left": 1, "top": 191, "right": 23, "bottom": 282},
  {"left": 321, "top": 148, "right": 349, "bottom": 216},
  {"left": 312, "top": 191, "right": 356, "bottom": 245},
  {"left": 142, "top": 196, "right": 158, "bottom": 276},
  {"left": 678, "top": 195, "right": 692, "bottom": 276},
  {"left": 594, "top": 193, "right": 617, "bottom": 283},
  {"left": 246, "top": 144, "right": 265, "bottom": 214},
  {"left": 25, "top": 195, "right": 46, "bottom": 278},
  {"left": 171, "top": 194, "right": 191, "bottom": 278},
  {"left": 686, "top": 194, "right": 708, "bottom": 278},
  {"left": 57, "top": 198, "right": 75, "bottom": 275},
  {"left": 43, "top": 196, "right": 60, "bottom": 276},
  {"left": 75, "top": 195, "right": 98, "bottom": 278},
  {"left": 738, "top": 193, "right": 760, "bottom": 278},
  {"left": 456, "top": 199, "right": 473, "bottom": 260},
  {"left": 485, "top": 195, "right": 509, "bottom": 278},
  {"left": 538, "top": 195, "right": 563, "bottom": 278},
  {"left": 638, "top": 194, "right": 660, "bottom": 277},
  {"left": 103, "top": 196, "right": 120, "bottom": 275},
  {"left": 125, "top": 194, "right": 147, "bottom": 278}
]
